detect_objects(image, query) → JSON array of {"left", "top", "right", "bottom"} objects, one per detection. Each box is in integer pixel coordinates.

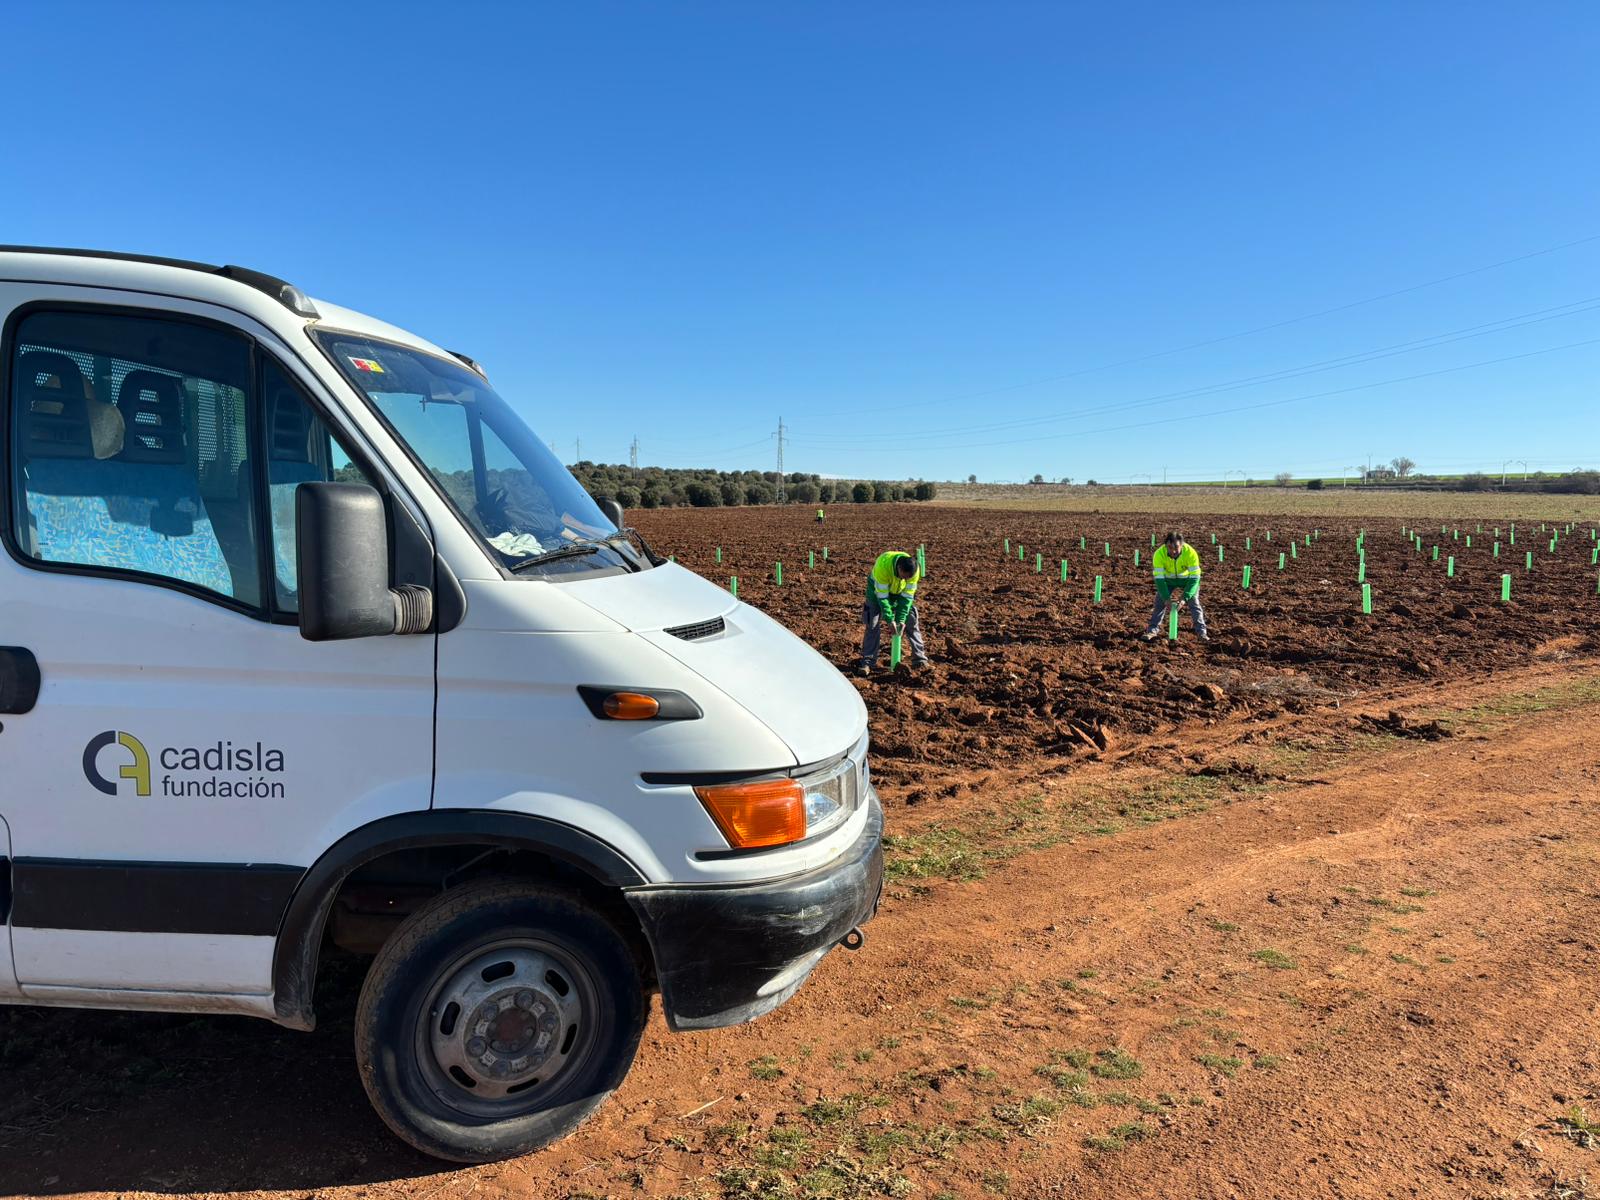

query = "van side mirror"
[
  {"left": 598, "top": 497, "right": 625, "bottom": 529},
  {"left": 296, "top": 482, "right": 433, "bottom": 641}
]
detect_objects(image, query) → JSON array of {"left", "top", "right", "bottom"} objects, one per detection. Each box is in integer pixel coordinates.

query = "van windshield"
[{"left": 315, "top": 332, "right": 634, "bottom": 575}]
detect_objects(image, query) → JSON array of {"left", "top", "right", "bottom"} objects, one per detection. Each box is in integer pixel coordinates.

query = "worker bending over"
[
  {"left": 1142, "top": 531, "right": 1209, "bottom": 642},
  {"left": 858, "top": 551, "right": 929, "bottom": 674}
]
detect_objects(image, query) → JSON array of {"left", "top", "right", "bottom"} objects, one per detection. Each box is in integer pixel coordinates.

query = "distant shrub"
[
  {"left": 719, "top": 480, "right": 745, "bottom": 506},
  {"left": 746, "top": 482, "right": 776, "bottom": 505},
  {"left": 873, "top": 481, "right": 894, "bottom": 502},
  {"left": 615, "top": 486, "right": 641, "bottom": 508},
  {"left": 684, "top": 481, "right": 722, "bottom": 507},
  {"left": 914, "top": 481, "right": 937, "bottom": 501},
  {"left": 852, "top": 481, "right": 873, "bottom": 503},
  {"left": 790, "top": 481, "right": 819, "bottom": 504},
  {"left": 1305, "top": 478, "right": 1324, "bottom": 490},
  {"left": 1460, "top": 472, "right": 1490, "bottom": 492}
]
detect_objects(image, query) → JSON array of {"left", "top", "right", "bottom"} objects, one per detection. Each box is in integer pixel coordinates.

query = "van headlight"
[
  {"left": 694, "top": 751, "right": 864, "bottom": 850},
  {"left": 799, "top": 754, "right": 858, "bottom": 840}
]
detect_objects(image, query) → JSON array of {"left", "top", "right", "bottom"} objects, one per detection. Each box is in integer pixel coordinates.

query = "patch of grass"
[
  {"left": 1054, "top": 1048, "right": 1093, "bottom": 1069},
  {"left": 1556, "top": 1104, "right": 1600, "bottom": 1149},
  {"left": 993, "top": 1092, "right": 1062, "bottom": 1131},
  {"left": 1251, "top": 948, "right": 1297, "bottom": 970},
  {"left": 1111, "top": 1121, "right": 1152, "bottom": 1142},
  {"left": 854, "top": 1049, "right": 874, "bottom": 1064},
  {"left": 982, "top": 1170, "right": 1010, "bottom": 1195},
  {"left": 1201, "top": 1006, "right": 1229, "bottom": 1018},
  {"left": 1196, "top": 1054, "right": 1244, "bottom": 1078},
  {"left": 1345, "top": 943, "right": 1369, "bottom": 955},
  {"left": 802, "top": 1096, "right": 865, "bottom": 1126},
  {"left": 1400, "top": 887, "right": 1434, "bottom": 898},
  {"left": 1077, "top": 969, "right": 1099, "bottom": 979},
  {"left": 748, "top": 1055, "right": 784, "bottom": 1081},
  {"left": 716, "top": 1166, "right": 792, "bottom": 1199},
  {"left": 1390, "top": 953, "right": 1423, "bottom": 968},
  {"left": 883, "top": 825, "right": 987, "bottom": 883},
  {"left": 1083, "top": 1133, "right": 1127, "bottom": 1152},
  {"left": 1253, "top": 1054, "right": 1283, "bottom": 1071},
  {"left": 877, "top": 1036, "right": 901, "bottom": 1050},
  {"left": 1208, "top": 919, "right": 1240, "bottom": 933},
  {"left": 1436, "top": 955, "right": 1456, "bottom": 964},
  {"left": 1366, "top": 896, "right": 1426, "bottom": 915},
  {"left": 1090, "top": 1047, "right": 1144, "bottom": 1080},
  {"left": 1034, "top": 1064, "right": 1090, "bottom": 1090}
]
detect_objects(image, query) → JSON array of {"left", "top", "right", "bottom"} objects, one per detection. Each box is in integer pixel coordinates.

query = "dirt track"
[{"left": 3, "top": 506, "right": 1599, "bottom": 1200}]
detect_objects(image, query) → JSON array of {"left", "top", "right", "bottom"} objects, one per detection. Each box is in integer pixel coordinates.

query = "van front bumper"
[{"left": 625, "top": 791, "right": 884, "bottom": 1031}]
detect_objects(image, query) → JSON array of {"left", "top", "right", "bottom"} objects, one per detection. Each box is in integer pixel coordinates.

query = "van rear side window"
[{"left": 8, "top": 310, "right": 263, "bottom": 604}]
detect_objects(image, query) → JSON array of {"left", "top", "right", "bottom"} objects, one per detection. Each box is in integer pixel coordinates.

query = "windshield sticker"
[{"left": 349, "top": 356, "right": 385, "bottom": 373}]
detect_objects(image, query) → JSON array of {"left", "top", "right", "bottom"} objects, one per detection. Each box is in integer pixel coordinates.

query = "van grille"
[{"left": 665, "top": 616, "right": 725, "bottom": 642}]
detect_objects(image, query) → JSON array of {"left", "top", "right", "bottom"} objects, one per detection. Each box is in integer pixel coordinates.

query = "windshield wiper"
[
  {"left": 615, "top": 526, "right": 667, "bottom": 567},
  {"left": 507, "top": 533, "right": 648, "bottom": 574},
  {"left": 507, "top": 543, "right": 603, "bottom": 572}
]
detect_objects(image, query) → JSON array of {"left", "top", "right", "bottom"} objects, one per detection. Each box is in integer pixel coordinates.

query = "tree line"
[{"left": 569, "top": 462, "right": 938, "bottom": 509}]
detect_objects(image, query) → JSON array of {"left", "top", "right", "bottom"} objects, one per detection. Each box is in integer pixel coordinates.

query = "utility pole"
[
  {"left": 629, "top": 436, "right": 639, "bottom": 478},
  {"left": 774, "top": 416, "right": 787, "bottom": 504},
  {"left": 575, "top": 437, "right": 581, "bottom": 463}
]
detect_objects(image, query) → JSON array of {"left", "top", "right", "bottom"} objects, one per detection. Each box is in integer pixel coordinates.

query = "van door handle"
[{"left": 0, "top": 648, "right": 41, "bottom": 714}]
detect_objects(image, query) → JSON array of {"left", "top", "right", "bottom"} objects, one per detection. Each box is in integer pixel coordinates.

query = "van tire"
[{"left": 354, "top": 880, "right": 645, "bottom": 1163}]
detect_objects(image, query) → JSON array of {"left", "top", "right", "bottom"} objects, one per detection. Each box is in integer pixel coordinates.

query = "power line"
[
  {"left": 774, "top": 416, "right": 787, "bottom": 503},
  {"left": 803, "top": 229, "right": 1600, "bottom": 420}
]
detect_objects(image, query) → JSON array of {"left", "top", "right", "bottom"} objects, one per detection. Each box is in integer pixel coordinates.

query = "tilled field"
[{"left": 634, "top": 504, "right": 1600, "bottom": 797}]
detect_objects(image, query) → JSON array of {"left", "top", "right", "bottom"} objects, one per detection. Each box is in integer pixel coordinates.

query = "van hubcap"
[{"left": 420, "top": 940, "right": 597, "bottom": 1114}]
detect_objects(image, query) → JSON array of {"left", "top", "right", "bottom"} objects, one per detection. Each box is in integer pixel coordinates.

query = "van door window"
[
  {"left": 261, "top": 359, "right": 371, "bottom": 611},
  {"left": 9, "top": 310, "right": 262, "bottom": 606}
]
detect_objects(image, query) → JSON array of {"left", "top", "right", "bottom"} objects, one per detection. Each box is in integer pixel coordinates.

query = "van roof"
[{"left": 0, "top": 245, "right": 483, "bottom": 378}]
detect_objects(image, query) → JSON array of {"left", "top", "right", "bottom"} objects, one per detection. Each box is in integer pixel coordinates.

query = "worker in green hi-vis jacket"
[
  {"left": 1141, "top": 531, "right": 1209, "bottom": 642},
  {"left": 857, "top": 551, "right": 928, "bottom": 675}
]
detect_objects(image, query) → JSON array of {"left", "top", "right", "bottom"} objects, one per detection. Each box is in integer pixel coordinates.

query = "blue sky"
[{"left": 3, "top": 2, "right": 1597, "bottom": 483}]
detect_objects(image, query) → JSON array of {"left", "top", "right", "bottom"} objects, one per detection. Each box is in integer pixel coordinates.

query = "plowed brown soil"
[{"left": 3, "top": 505, "right": 1599, "bottom": 1200}]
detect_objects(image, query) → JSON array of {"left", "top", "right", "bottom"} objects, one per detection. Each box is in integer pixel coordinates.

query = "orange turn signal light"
[
  {"left": 695, "top": 779, "right": 807, "bottom": 849},
  {"left": 602, "top": 692, "right": 662, "bottom": 720}
]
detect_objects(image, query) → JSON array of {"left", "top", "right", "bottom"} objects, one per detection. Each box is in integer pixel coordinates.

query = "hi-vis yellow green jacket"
[
  {"left": 1152, "top": 543, "right": 1202, "bottom": 591},
  {"left": 868, "top": 551, "right": 921, "bottom": 621}
]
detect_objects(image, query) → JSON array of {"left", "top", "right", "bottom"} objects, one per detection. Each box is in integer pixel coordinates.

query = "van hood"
[{"left": 565, "top": 565, "right": 868, "bottom": 766}]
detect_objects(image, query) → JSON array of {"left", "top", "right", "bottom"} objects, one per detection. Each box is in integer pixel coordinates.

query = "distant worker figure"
[
  {"left": 858, "top": 551, "right": 928, "bottom": 675},
  {"left": 1141, "top": 531, "right": 1209, "bottom": 642},
  {"left": 816, "top": 506, "right": 825, "bottom": 523}
]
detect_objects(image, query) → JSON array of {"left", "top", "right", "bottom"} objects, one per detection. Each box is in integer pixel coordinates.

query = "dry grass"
[{"left": 930, "top": 483, "right": 1600, "bottom": 521}]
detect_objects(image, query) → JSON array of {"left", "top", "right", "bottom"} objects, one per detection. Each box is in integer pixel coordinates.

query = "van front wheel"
[{"left": 354, "top": 881, "right": 645, "bottom": 1162}]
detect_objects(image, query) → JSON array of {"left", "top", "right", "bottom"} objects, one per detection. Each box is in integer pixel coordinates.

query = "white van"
[{"left": 0, "top": 247, "right": 882, "bottom": 1162}]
